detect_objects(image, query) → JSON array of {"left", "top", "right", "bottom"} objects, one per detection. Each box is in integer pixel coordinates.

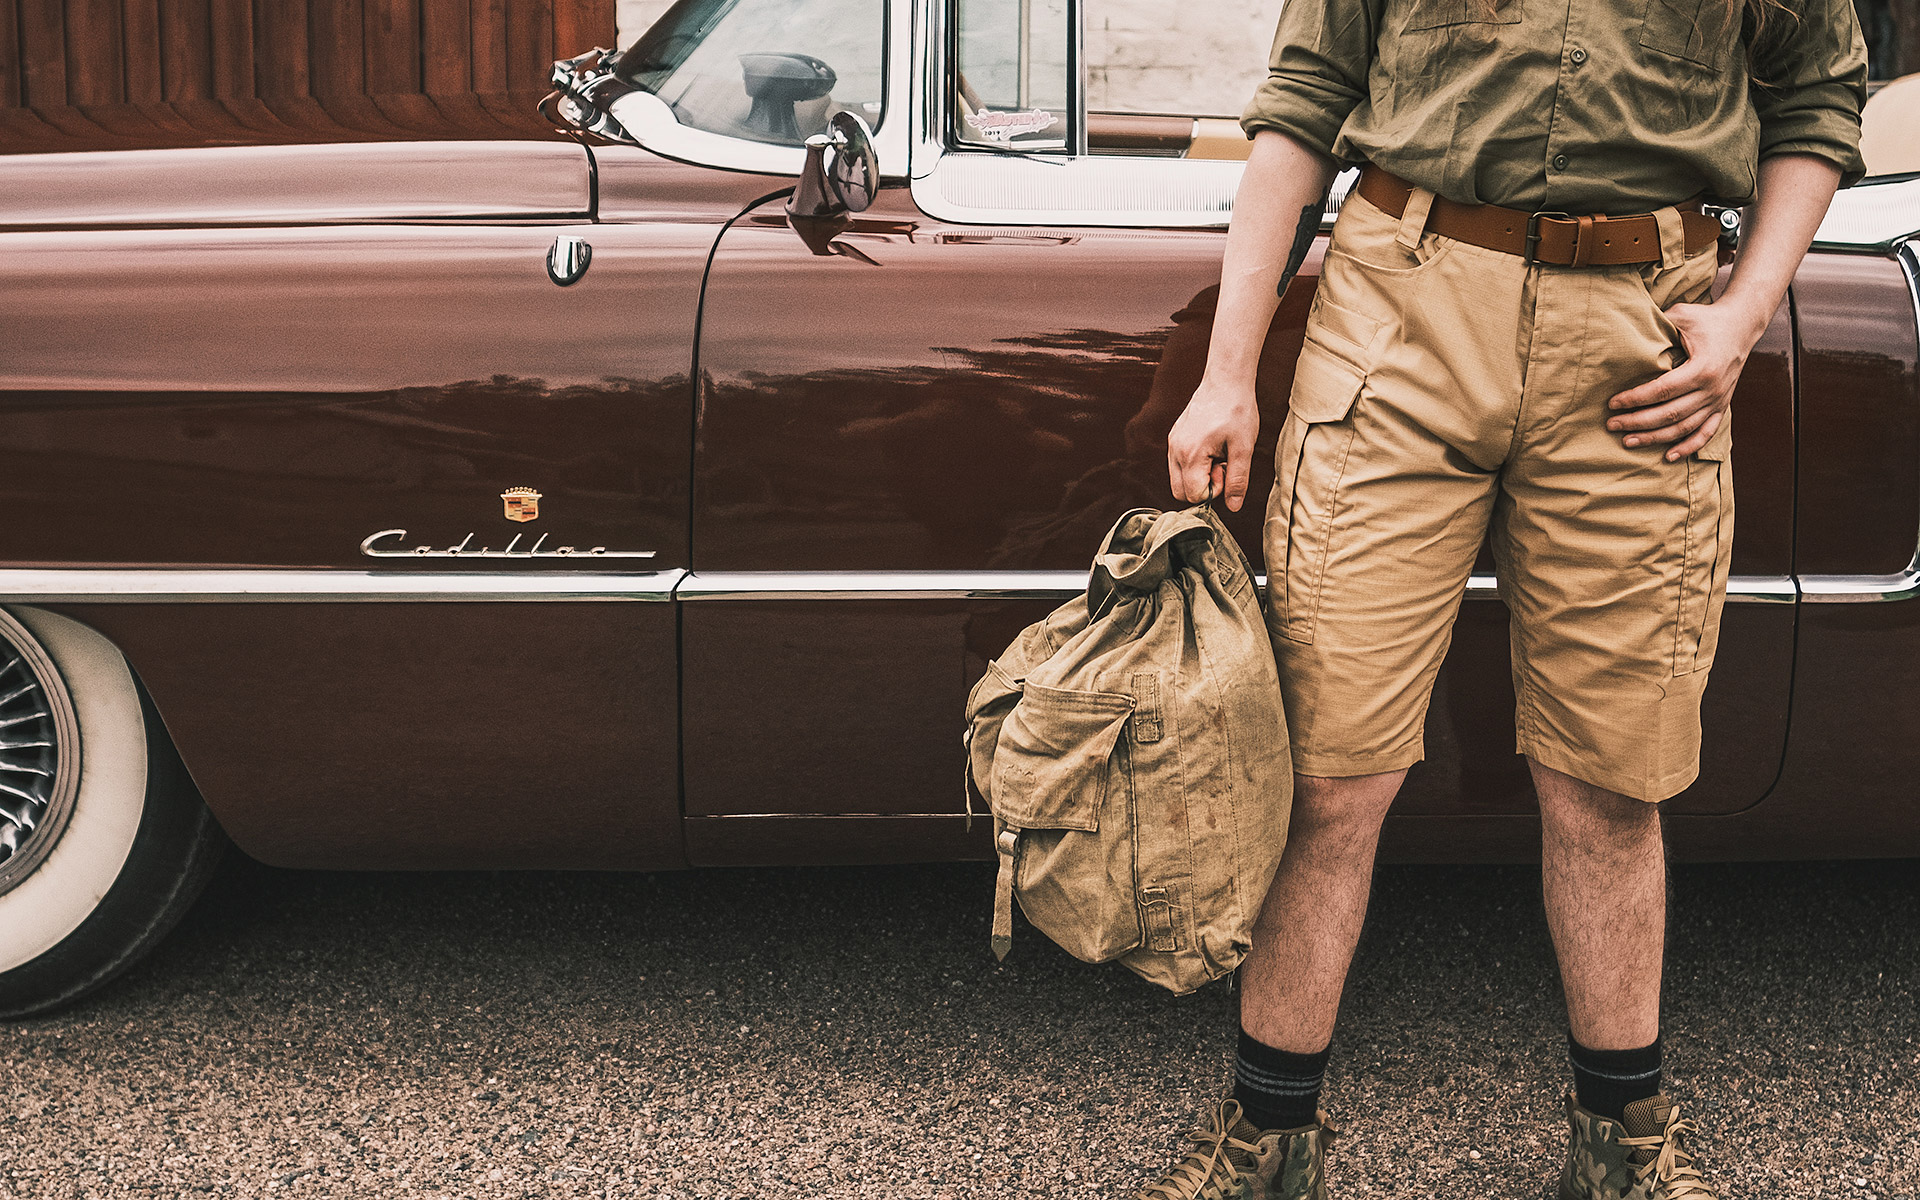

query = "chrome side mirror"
[
  {"left": 541, "top": 46, "right": 638, "bottom": 145},
  {"left": 787, "top": 111, "right": 880, "bottom": 220}
]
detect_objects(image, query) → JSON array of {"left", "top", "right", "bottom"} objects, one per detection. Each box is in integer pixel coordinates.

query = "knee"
[
  {"left": 1533, "top": 763, "right": 1662, "bottom": 844},
  {"left": 1290, "top": 769, "right": 1404, "bottom": 839}
]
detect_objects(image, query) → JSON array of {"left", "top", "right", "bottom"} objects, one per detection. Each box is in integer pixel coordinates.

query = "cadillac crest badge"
[{"left": 502, "top": 487, "right": 542, "bottom": 523}]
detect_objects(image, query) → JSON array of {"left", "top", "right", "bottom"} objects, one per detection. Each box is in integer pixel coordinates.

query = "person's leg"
[
  {"left": 1234, "top": 190, "right": 1522, "bottom": 1136},
  {"left": 1239, "top": 769, "right": 1405, "bottom": 1053},
  {"left": 1533, "top": 759, "right": 1666, "bottom": 1118},
  {"left": 1495, "top": 244, "right": 1730, "bottom": 1199},
  {"left": 1230, "top": 769, "right": 1404, "bottom": 1132}
]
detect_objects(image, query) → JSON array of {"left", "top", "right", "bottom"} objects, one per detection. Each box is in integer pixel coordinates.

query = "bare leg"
[
  {"left": 1533, "top": 758, "right": 1665, "bottom": 1050},
  {"left": 1238, "top": 769, "right": 1407, "bottom": 1052}
]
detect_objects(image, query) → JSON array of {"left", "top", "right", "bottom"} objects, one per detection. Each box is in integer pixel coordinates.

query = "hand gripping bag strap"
[{"left": 1087, "top": 499, "right": 1217, "bottom": 623}]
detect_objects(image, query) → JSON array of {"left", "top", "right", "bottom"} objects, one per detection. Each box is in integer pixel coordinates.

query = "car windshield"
[{"left": 613, "top": 0, "right": 886, "bottom": 146}]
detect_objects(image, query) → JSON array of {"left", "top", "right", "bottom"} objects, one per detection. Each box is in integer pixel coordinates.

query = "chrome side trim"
[
  {"left": 674, "top": 570, "right": 1798, "bottom": 603},
  {"left": 690, "top": 812, "right": 972, "bottom": 819},
  {"left": 0, "top": 568, "right": 686, "bottom": 603},
  {"left": 1800, "top": 242, "right": 1920, "bottom": 603},
  {"left": 1800, "top": 563, "right": 1920, "bottom": 603},
  {"left": 675, "top": 570, "right": 1090, "bottom": 601},
  {"left": 0, "top": 567, "right": 1799, "bottom": 605},
  {"left": 1720, "top": 576, "right": 1799, "bottom": 603}
]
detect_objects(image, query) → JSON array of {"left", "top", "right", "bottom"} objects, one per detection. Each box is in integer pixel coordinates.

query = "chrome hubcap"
[{"left": 0, "top": 611, "right": 80, "bottom": 896}]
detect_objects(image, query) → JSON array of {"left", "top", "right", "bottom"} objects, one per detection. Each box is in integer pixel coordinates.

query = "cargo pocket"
[
  {"left": 1675, "top": 418, "right": 1733, "bottom": 675},
  {"left": 1271, "top": 334, "right": 1367, "bottom": 645},
  {"left": 990, "top": 682, "right": 1141, "bottom": 962}
]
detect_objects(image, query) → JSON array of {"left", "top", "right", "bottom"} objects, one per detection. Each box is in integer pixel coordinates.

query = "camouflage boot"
[
  {"left": 1557, "top": 1093, "right": 1719, "bottom": 1200},
  {"left": 1133, "top": 1095, "right": 1334, "bottom": 1200}
]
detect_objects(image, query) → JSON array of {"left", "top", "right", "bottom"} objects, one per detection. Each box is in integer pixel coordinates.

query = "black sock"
[
  {"left": 1568, "top": 1034, "right": 1662, "bottom": 1122},
  {"left": 1232, "top": 1029, "right": 1329, "bottom": 1131}
]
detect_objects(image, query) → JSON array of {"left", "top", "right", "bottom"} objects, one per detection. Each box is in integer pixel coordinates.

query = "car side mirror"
[
  {"left": 785, "top": 112, "right": 882, "bottom": 261},
  {"left": 787, "top": 111, "right": 879, "bottom": 221}
]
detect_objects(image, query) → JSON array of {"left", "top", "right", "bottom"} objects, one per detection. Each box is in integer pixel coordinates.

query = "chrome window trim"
[
  {"left": 1809, "top": 175, "right": 1920, "bottom": 251},
  {"left": 0, "top": 569, "right": 686, "bottom": 603},
  {"left": 1799, "top": 240, "right": 1920, "bottom": 603},
  {"left": 604, "top": 0, "right": 913, "bottom": 180},
  {"left": 905, "top": 0, "right": 1358, "bottom": 228}
]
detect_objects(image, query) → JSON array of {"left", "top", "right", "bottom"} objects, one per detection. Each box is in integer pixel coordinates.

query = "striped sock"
[
  {"left": 1232, "top": 1029, "right": 1330, "bottom": 1132},
  {"left": 1569, "top": 1033, "right": 1662, "bottom": 1122}
]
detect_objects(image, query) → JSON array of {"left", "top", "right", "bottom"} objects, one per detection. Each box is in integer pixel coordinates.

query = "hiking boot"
[
  {"left": 1556, "top": 1093, "right": 1720, "bottom": 1200},
  {"left": 1134, "top": 1095, "right": 1333, "bottom": 1200}
]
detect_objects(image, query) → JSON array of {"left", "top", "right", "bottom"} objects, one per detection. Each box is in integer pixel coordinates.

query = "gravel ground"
[{"left": 2, "top": 854, "right": 1915, "bottom": 1199}]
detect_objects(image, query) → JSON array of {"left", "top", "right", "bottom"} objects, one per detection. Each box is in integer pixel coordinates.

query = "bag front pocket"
[
  {"left": 990, "top": 682, "right": 1135, "bottom": 830},
  {"left": 991, "top": 682, "right": 1141, "bottom": 961}
]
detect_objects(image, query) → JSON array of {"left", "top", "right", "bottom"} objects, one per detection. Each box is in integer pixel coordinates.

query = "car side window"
[
  {"left": 949, "top": 0, "right": 1282, "bottom": 160},
  {"left": 952, "top": 0, "right": 1074, "bottom": 152}
]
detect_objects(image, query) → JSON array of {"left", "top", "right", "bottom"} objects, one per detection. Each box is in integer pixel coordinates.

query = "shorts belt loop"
[
  {"left": 1395, "top": 186, "right": 1438, "bottom": 253},
  {"left": 1654, "top": 205, "right": 1688, "bottom": 269}
]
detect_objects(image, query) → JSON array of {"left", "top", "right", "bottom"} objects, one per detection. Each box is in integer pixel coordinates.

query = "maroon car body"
[{"left": 1, "top": 3, "right": 1917, "bottom": 1014}]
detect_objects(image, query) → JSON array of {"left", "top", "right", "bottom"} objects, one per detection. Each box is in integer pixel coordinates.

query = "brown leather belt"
[{"left": 1354, "top": 165, "right": 1722, "bottom": 267}]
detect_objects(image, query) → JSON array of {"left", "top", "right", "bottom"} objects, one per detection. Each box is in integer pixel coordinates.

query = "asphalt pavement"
[{"left": 2, "top": 853, "right": 1915, "bottom": 1199}]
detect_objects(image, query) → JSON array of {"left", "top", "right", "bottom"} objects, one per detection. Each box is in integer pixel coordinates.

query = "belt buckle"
[{"left": 1524, "top": 210, "right": 1573, "bottom": 265}]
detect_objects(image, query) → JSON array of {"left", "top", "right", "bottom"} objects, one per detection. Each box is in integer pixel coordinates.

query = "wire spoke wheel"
[{"left": 0, "top": 611, "right": 81, "bottom": 897}]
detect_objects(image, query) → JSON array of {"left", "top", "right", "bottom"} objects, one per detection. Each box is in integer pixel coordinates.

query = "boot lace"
[
  {"left": 1134, "top": 1107, "right": 1260, "bottom": 1200},
  {"left": 1619, "top": 1103, "right": 1718, "bottom": 1200}
]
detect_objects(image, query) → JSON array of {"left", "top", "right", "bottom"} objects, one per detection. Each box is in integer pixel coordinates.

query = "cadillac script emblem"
[{"left": 502, "top": 487, "right": 541, "bottom": 523}]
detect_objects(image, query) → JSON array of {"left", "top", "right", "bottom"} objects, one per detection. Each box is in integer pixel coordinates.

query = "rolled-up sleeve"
[
  {"left": 1239, "top": 0, "right": 1383, "bottom": 155},
  {"left": 1749, "top": 0, "right": 1869, "bottom": 186}
]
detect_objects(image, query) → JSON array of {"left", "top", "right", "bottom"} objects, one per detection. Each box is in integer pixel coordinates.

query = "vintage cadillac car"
[{"left": 2, "top": 0, "right": 1917, "bottom": 1016}]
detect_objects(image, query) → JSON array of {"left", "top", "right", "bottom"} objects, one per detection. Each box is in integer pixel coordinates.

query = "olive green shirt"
[{"left": 1240, "top": 0, "right": 1868, "bottom": 213}]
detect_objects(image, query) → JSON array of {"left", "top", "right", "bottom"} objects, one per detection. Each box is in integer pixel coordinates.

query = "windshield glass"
[{"left": 613, "top": 0, "right": 886, "bottom": 146}]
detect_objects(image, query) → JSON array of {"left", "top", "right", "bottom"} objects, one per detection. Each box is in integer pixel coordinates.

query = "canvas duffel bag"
[{"left": 963, "top": 500, "right": 1292, "bottom": 995}]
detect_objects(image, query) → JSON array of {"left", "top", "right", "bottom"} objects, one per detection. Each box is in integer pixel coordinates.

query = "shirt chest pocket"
[
  {"left": 1400, "top": 0, "right": 1522, "bottom": 32},
  {"left": 1639, "top": 0, "right": 1736, "bottom": 69}
]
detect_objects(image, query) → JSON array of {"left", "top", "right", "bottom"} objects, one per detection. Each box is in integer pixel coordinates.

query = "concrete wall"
[{"left": 615, "top": 0, "right": 1282, "bottom": 118}]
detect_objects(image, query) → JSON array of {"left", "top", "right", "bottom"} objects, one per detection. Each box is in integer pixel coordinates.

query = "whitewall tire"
[{"left": 0, "top": 606, "right": 225, "bottom": 1018}]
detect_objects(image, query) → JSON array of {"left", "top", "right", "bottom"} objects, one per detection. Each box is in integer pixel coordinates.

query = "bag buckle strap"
[{"left": 990, "top": 825, "right": 1020, "bottom": 961}]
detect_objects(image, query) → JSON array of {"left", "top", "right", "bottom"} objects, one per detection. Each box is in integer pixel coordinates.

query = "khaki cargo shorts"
[{"left": 1264, "top": 187, "right": 1731, "bottom": 802}]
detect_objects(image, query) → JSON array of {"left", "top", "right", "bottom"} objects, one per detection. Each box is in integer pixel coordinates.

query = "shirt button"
[
  {"left": 1569, "top": 46, "right": 1588, "bottom": 65},
  {"left": 1552, "top": 153, "right": 1570, "bottom": 170}
]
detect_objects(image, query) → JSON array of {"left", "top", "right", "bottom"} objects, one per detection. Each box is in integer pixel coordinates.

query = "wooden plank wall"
[{"left": 0, "top": 0, "right": 615, "bottom": 153}]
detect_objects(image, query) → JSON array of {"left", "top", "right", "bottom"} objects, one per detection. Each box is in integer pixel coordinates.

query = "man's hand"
[
  {"left": 1168, "top": 379, "right": 1259, "bottom": 509},
  {"left": 1164, "top": 130, "right": 1335, "bottom": 511},
  {"left": 1605, "top": 300, "right": 1767, "bottom": 461},
  {"left": 1605, "top": 152, "right": 1842, "bottom": 462}
]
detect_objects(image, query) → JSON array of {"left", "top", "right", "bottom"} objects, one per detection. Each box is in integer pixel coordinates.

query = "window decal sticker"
[{"left": 964, "top": 108, "right": 1059, "bottom": 142}]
